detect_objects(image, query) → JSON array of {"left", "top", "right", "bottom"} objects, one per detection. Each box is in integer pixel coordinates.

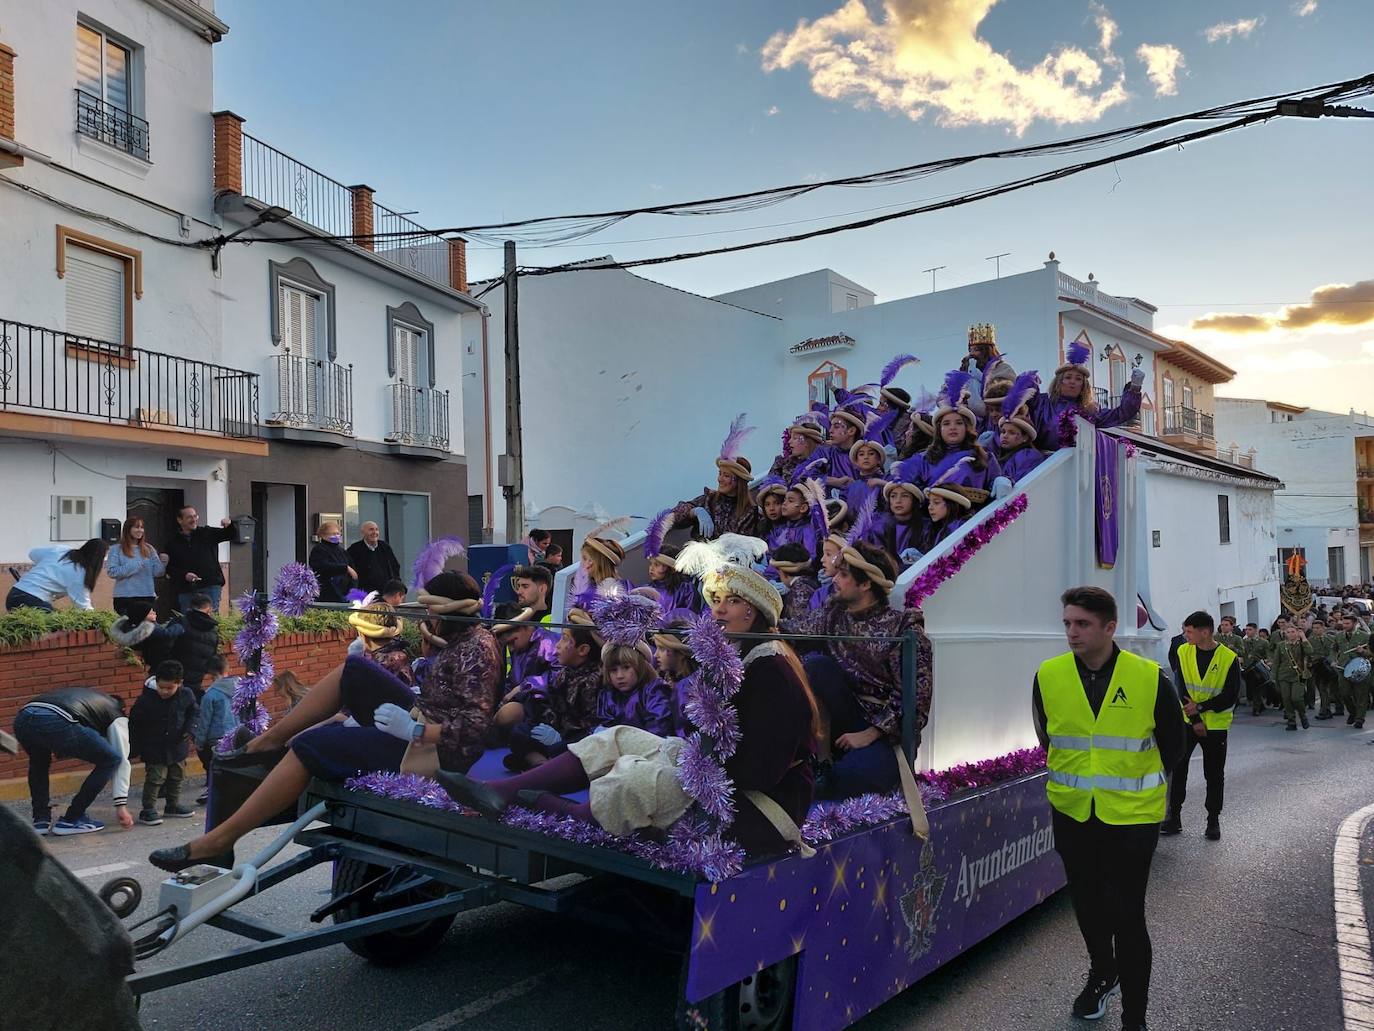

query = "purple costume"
[
  {"left": 648, "top": 577, "right": 701, "bottom": 615},
  {"left": 542, "top": 660, "right": 606, "bottom": 743},
  {"left": 768, "top": 517, "right": 818, "bottom": 559},
  {"left": 672, "top": 489, "right": 760, "bottom": 540},
  {"left": 878, "top": 515, "right": 924, "bottom": 569},
  {"left": 808, "top": 577, "right": 833, "bottom": 610},
  {"left": 998, "top": 444, "right": 1048, "bottom": 484},
  {"left": 1029, "top": 386, "right": 1141, "bottom": 451},
  {"left": 780, "top": 574, "right": 819, "bottom": 621},
  {"left": 668, "top": 669, "right": 700, "bottom": 738},
  {"left": 595, "top": 676, "right": 674, "bottom": 737},
  {"left": 919, "top": 515, "right": 967, "bottom": 552},
  {"left": 844, "top": 477, "right": 884, "bottom": 517},
  {"left": 812, "top": 444, "right": 858, "bottom": 485},
  {"left": 903, "top": 446, "right": 1003, "bottom": 492},
  {"left": 505, "top": 628, "right": 559, "bottom": 700}
]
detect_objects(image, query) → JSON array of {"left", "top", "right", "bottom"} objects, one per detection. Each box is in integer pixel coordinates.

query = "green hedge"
[{"left": 0, "top": 607, "right": 377, "bottom": 650}]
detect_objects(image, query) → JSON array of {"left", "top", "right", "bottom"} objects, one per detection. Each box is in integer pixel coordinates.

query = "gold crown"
[{"left": 968, "top": 323, "right": 997, "bottom": 347}]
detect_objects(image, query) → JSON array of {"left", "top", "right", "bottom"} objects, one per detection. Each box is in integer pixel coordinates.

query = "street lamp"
[{"left": 210, "top": 205, "right": 291, "bottom": 271}]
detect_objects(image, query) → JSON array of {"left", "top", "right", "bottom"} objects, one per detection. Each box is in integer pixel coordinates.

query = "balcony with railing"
[
  {"left": 234, "top": 131, "right": 460, "bottom": 292},
  {"left": 1057, "top": 271, "right": 1131, "bottom": 321},
  {"left": 0, "top": 318, "right": 261, "bottom": 451},
  {"left": 75, "top": 89, "right": 150, "bottom": 161},
  {"left": 265, "top": 353, "right": 353, "bottom": 439},
  {"left": 385, "top": 382, "right": 450, "bottom": 456},
  {"left": 1160, "top": 405, "right": 1215, "bottom": 449}
]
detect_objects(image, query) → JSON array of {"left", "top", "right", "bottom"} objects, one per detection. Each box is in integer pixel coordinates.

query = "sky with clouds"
[{"left": 214, "top": 0, "right": 1373, "bottom": 414}]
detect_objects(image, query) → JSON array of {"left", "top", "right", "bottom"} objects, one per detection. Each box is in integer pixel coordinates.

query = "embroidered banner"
[{"left": 1095, "top": 430, "right": 1120, "bottom": 569}]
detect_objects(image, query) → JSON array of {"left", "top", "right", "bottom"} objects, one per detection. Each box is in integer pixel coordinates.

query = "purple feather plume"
[
  {"left": 845, "top": 491, "right": 880, "bottom": 547},
  {"left": 809, "top": 400, "right": 831, "bottom": 417},
  {"left": 1064, "top": 338, "right": 1091, "bottom": 368},
  {"left": 718, "top": 412, "right": 755, "bottom": 462},
  {"left": 481, "top": 563, "right": 516, "bottom": 617},
  {"left": 412, "top": 536, "right": 466, "bottom": 589},
  {"left": 644, "top": 507, "right": 677, "bottom": 560},
  {"left": 791, "top": 456, "right": 828, "bottom": 487},
  {"left": 1000, "top": 369, "right": 1040, "bottom": 418},
  {"left": 806, "top": 480, "right": 829, "bottom": 550},
  {"left": 880, "top": 353, "right": 919, "bottom": 387},
  {"left": 866, "top": 408, "right": 897, "bottom": 441},
  {"left": 940, "top": 369, "right": 973, "bottom": 406}
]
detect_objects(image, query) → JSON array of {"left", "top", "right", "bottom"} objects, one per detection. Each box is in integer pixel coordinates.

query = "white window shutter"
[
  {"left": 76, "top": 25, "right": 103, "bottom": 98},
  {"left": 65, "top": 247, "right": 125, "bottom": 344}
]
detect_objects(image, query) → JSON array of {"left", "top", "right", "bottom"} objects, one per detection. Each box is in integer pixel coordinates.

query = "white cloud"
[
  {"left": 1204, "top": 16, "right": 1264, "bottom": 43},
  {"left": 1293, "top": 0, "right": 1318, "bottom": 16},
  {"left": 760, "top": 0, "right": 1131, "bottom": 136},
  {"left": 1136, "top": 43, "right": 1183, "bottom": 96},
  {"left": 766, "top": 105, "right": 780, "bottom": 116}
]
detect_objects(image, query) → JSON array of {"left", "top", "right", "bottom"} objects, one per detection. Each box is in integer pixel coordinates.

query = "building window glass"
[
  {"left": 845, "top": 292, "right": 859, "bottom": 310},
  {"left": 1218, "top": 494, "right": 1231, "bottom": 545},
  {"left": 76, "top": 24, "right": 131, "bottom": 112},
  {"left": 344, "top": 488, "right": 431, "bottom": 591},
  {"left": 807, "top": 360, "right": 847, "bottom": 406},
  {"left": 1182, "top": 382, "right": 1194, "bottom": 409}
]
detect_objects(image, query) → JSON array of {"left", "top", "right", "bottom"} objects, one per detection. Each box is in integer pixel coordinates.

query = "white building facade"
[{"left": 1214, "top": 399, "right": 1374, "bottom": 587}]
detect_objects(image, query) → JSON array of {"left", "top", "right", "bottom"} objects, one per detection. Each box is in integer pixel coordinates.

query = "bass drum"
[
  {"left": 1344, "top": 657, "right": 1372, "bottom": 683},
  {"left": 1252, "top": 660, "right": 1273, "bottom": 685}
]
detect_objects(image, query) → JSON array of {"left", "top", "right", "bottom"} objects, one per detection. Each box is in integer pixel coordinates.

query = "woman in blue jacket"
[{"left": 106, "top": 518, "right": 167, "bottom": 618}]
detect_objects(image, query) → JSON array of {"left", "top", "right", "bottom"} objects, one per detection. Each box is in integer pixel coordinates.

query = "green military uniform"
[
  {"left": 1244, "top": 634, "right": 1273, "bottom": 714},
  {"left": 1335, "top": 626, "right": 1373, "bottom": 727},
  {"left": 1271, "top": 637, "right": 1314, "bottom": 728},
  {"left": 1310, "top": 631, "right": 1341, "bottom": 718}
]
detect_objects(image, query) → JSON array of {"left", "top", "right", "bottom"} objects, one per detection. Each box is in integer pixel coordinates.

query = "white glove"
[
  {"left": 341, "top": 715, "right": 361, "bottom": 728},
  {"left": 692, "top": 506, "right": 715, "bottom": 538},
  {"left": 899, "top": 548, "right": 924, "bottom": 566},
  {"left": 976, "top": 430, "right": 997, "bottom": 447},
  {"left": 992, "top": 476, "right": 1013, "bottom": 499},
  {"left": 1130, "top": 366, "right": 1145, "bottom": 388},
  {"left": 530, "top": 723, "right": 562, "bottom": 746},
  {"left": 373, "top": 702, "right": 418, "bottom": 741}
]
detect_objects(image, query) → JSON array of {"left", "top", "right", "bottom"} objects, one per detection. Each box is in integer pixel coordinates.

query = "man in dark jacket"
[
  {"left": 345, "top": 520, "right": 402, "bottom": 594},
  {"left": 165, "top": 506, "right": 235, "bottom": 611},
  {"left": 13, "top": 686, "right": 133, "bottom": 834},
  {"left": 129, "top": 660, "right": 198, "bottom": 826},
  {"left": 170, "top": 593, "right": 221, "bottom": 698}
]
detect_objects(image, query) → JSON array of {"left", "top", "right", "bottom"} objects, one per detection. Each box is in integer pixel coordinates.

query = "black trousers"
[
  {"left": 1054, "top": 810, "right": 1160, "bottom": 1024},
  {"left": 1168, "top": 728, "right": 1227, "bottom": 818}
]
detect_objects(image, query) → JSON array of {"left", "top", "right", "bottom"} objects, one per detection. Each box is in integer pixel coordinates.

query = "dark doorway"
[
  {"left": 251, "top": 482, "right": 307, "bottom": 592},
  {"left": 126, "top": 485, "right": 184, "bottom": 619}
]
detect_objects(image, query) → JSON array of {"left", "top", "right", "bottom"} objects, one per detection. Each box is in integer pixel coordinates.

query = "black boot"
[
  {"left": 149, "top": 844, "right": 235, "bottom": 873},
  {"left": 1205, "top": 816, "right": 1221, "bottom": 841},
  {"left": 1160, "top": 812, "right": 1182, "bottom": 836},
  {"left": 436, "top": 769, "right": 509, "bottom": 819},
  {"left": 1300, "top": 712, "right": 1310, "bottom": 729}
]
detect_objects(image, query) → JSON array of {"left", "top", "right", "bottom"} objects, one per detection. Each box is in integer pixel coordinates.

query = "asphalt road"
[{"left": 13, "top": 708, "right": 1374, "bottom": 1031}]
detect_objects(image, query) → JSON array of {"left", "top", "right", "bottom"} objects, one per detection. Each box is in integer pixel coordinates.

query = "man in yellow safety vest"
[
  {"left": 1162, "top": 610, "right": 1241, "bottom": 841},
  {"left": 1033, "top": 586, "right": 1185, "bottom": 1031}
]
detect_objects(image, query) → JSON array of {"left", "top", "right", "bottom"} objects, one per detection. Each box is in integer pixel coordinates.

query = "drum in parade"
[
  {"left": 1344, "top": 657, "right": 1372, "bottom": 683},
  {"left": 1252, "top": 659, "right": 1273, "bottom": 685}
]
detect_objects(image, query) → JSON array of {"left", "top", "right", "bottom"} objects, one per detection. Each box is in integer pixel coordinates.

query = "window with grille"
[
  {"left": 77, "top": 24, "right": 131, "bottom": 112},
  {"left": 1218, "top": 495, "right": 1231, "bottom": 545},
  {"left": 65, "top": 245, "right": 126, "bottom": 345}
]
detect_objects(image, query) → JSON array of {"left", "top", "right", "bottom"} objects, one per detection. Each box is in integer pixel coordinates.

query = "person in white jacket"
[
  {"left": 12, "top": 687, "right": 132, "bottom": 834},
  {"left": 6, "top": 540, "right": 108, "bottom": 612}
]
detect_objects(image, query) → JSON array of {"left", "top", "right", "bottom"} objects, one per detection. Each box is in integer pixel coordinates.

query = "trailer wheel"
[
  {"left": 331, "top": 858, "right": 455, "bottom": 965},
  {"left": 676, "top": 954, "right": 797, "bottom": 1031}
]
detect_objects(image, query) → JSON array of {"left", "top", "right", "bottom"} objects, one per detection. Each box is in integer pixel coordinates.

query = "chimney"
[
  {"left": 349, "top": 184, "right": 374, "bottom": 251},
  {"left": 448, "top": 237, "right": 468, "bottom": 294},
  {"left": 0, "top": 42, "right": 20, "bottom": 169},
  {"left": 212, "top": 110, "right": 244, "bottom": 194}
]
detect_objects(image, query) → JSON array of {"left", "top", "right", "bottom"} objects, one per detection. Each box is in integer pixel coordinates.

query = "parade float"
[{"left": 107, "top": 416, "right": 1152, "bottom": 1031}]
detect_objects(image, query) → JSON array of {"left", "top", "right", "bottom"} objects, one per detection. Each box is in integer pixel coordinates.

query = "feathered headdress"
[
  {"left": 1057, "top": 338, "right": 1092, "bottom": 375},
  {"left": 789, "top": 455, "right": 828, "bottom": 488},
  {"left": 802, "top": 479, "right": 830, "bottom": 554},
  {"left": 845, "top": 492, "right": 881, "bottom": 548},
  {"left": 481, "top": 563, "right": 517, "bottom": 618},
  {"left": 676, "top": 535, "right": 781, "bottom": 625},
  {"left": 412, "top": 536, "right": 465, "bottom": 588},
  {"left": 753, "top": 475, "right": 787, "bottom": 505},
  {"left": 1000, "top": 370, "right": 1040, "bottom": 422},
  {"left": 715, "top": 413, "right": 756, "bottom": 481},
  {"left": 926, "top": 456, "right": 977, "bottom": 510},
  {"left": 848, "top": 408, "right": 898, "bottom": 470},
  {"left": 644, "top": 507, "right": 677, "bottom": 560},
  {"left": 587, "top": 515, "right": 632, "bottom": 541},
  {"left": 931, "top": 370, "right": 979, "bottom": 432},
  {"left": 879, "top": 353, "right": 920, "bottom": 409},
  {"left": 883, "top": 457, "right": 926, "bottom": 506}
]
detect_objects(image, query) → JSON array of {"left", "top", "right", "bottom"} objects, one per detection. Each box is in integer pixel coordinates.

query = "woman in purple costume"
[{"left": 1028, "top": 339, "right": 1144, "bottom": 450}]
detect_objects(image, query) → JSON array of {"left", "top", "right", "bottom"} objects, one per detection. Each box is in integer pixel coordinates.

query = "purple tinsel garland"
[
  {"left": 590, "top": 589, "right": 663, "bottom": 648},
  {"left": 678, "top": 611, "right": 744, "bottom": 830},
  {"left": 905, "top": 493, "right": 1029, "bottom": 609},
  {"left": 270, "top": 561, "right": 320, "bottom": 617},
  {"left": 1057, "top": 406, "right": 1080, "bottom": 447},
  {"left": 345, "top": 745, "right": 1047, "bottom": 881}
]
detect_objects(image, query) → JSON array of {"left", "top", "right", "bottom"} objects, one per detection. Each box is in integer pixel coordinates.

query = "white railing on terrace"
[{"left": 1056, "top": 271, "right": 1131, "bottom": 321}]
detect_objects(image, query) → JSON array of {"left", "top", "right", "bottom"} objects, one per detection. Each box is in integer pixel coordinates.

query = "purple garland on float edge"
[
  {"left": 219, "top": 562, "right": 319, "bottom": 750},
  {"left": 905, "top": 493, "right": 1029, "bottom": 610},
  {"left": 1057, "top": 406, "right": 1080, "bottom": 447},
  {"left": 345, "top": 746, "right": 1047, "bottom": 882}
]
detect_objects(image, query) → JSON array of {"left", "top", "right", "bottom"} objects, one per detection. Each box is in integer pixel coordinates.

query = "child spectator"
[
  {"left": 192, "top": 655, "right": 239, "bottom": 805},
  {"left": 380, "top": 578, "right": 407, "bottom": 607},
  {"left": 273, "top": 671, "right": 309, "bottom": 713},
  {"left": 129, "top": 660, "right": 198, "bottom": 826},
  {"left": 170, "top": 592, "right": 221, "bottom": 699},
  {"left": 107, "top": 601, "right": 182, "bottom": 671},
  {"left": 595, "top": 643, "right": 674, "bottom": 737}
]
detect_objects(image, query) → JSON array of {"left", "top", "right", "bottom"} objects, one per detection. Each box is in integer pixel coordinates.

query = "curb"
[{"left": 0, "top": 757, "right": 207, "bottom": 803}]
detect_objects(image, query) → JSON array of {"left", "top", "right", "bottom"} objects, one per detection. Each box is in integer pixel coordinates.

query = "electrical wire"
[{"left": 0, "top": 178, "right": 209, "bottom": 249}]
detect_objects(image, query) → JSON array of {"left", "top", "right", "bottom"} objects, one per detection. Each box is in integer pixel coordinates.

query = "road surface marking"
[
  {"left": 406, "top": 969, "right": 563, "bottom": 1030},
  {"left": 70, "top": 861, "right": 136, "bottom": 879},
  {"left": 1334, "top": 801, "right": 1374, "bottom": 1031}
]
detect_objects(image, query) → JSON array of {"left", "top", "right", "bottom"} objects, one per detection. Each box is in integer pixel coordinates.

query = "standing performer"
[
  {"left": 1028, "top": 340, "right": 1144, "bottom": 451},
  {"left": 1162, "top": 611, "right": 1239, "bottom": 841},
  {"left": 1309, "top": 617, "right": 1341, "bottom": 720},
  {"left": 671, "top": 413, "right": 760, "bottom": 540},
  {"left": 876, "top": 353, "right": 921, "bottom": 450},
  {"left": 1032, "top": 586, "right": 1183, "bottom": 1031},
  {"left": 1335, "top": 613, "right": 1372, "bottom": 728},
  {"left": 769, "top": 416, "right": 826, "bottom": 483}
]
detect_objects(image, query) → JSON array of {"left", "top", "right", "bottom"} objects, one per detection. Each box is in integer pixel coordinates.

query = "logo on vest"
[{"left": 1108, "top": 685, "right": 1130, "bottom": 707}]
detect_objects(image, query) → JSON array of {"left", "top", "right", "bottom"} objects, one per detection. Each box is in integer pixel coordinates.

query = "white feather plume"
[{"left": 675, "top": 534, "right": 769, "bottom": 579}]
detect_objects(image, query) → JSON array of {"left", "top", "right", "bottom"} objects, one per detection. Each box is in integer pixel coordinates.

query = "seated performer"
[
  {"left": 876, "top": 353, "right": 921, "bottom": 450},
  {"left": 439, "top": 539, "right": 818, "bottom": 858},
  {"left": 504, "top": 608, "right": 607, "bottom": 769},
  {"left": 902, "top": 371, "right": 1008, "bottom": 499},
  {"left": 149, "top": 571, "right": 502, "bottom": 872},
  {"left": 645, "top": 544, "right": 701, "bottom": 613},
  {"left": 574, "top": 533, "right": 633, "bottom": 606},
  {"left": 595, "top": 641, "right": 674, "bottom": 737},
  {"left": 768, "top": 414, "right": 825, "bottom": 483},
  {"left": 755, "top": 477, "right": 787, "bottom": 542},
  {"left": 770, "top": 543, "right": 820, "bottom": 620},
  {"left": 809, "top": 532, "right": 846, "bottom": 611},
  {"left": 347, "top": 599, "right": 414, "bottom": 685},
  {"left": 781, "top": 540, "right": 930, "bottom": 800},
  {"left": 996, "top": 414, "right": 1048, "bottom": 485},
  {"left": 816, "top": 398, "right": 870, "bottom": 489},
  {"left": 880, "top": 474, "right": 926, "bottom": 571},
  {"left": 671, "top": 414, "right": 760, "bottom": 540},
  {"left": 845, "top": 413, "right": 896, "bottom": 514},
  {"left": 1028, "top": 339, "right": 1144, "bottom": 450},
  {"left": 920, "top": 465, "right": 976, "bottom": 551},
  {"left": 651, "top": 614, "right": 701, "bottom": 738},
  {"left": 491, "top": 603, "right": 559, "bottom": 738}
]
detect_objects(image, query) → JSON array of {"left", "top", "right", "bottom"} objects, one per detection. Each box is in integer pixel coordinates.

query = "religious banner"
[{"left": 1095, "top": 430, "right": 1120, "bottom": 569}]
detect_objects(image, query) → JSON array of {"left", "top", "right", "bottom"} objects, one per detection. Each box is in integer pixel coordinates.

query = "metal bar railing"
[
  {"left": 75, "top": 89, "right": 150, "bottom": 161},
  {"left": 372, "top": 203, "right": 449, "bottom": 286},
  {"left": 1160, "top": 405, "right": 1215, "bottom": 440},
  {"left": 240, "top": 133, "right": 354, "bottom": 239},
  {"left": 0, "top": 318, "right": 259, "bottom": 437},
  {"left": 268, "top": 354, "right": 353, "bottom": 435},
  {"left": 387, "top": 382, "right": 450, "bottom": 449}
]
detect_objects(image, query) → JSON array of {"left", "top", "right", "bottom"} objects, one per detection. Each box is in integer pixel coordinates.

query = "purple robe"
[
  {"left": 808, "top": 577, "right": 833, "bottom": 610},
  {"left": 768, "top": 518, "right": 818, "bottom": 559},
  {"left": 780, "top": 575, "right": 819, "bottom": 622},
  {"left": 844, "top": 477, "right": 884, "bottom": 516},
  {"left": 876, "top": 515, "right": 923, "bottom": 568},
  {"left": 919, "top": 515, "right": 967, "bottom": 553},
  {"left": 543, "top": 659, "right": 606, "bottom": 742},
  {"left": 649, "top": 578, "right": 701, "bottom": 614},
  {"left": 1030, "top": 386, "right": 1142, "bottom": 451},
  {"left": 595, "top": 676, "right": 674, "bottom": 737},
  {"left": 505, "top": 628, "right": 558, "bottom": 698},
  {"left": 813, "top": 444, "right": 857, "bottom": 484},
  {"left": 904, "top": 446, "right": 1003, "bottom": 492},
  {"left": 998, "top": 444, "right": 1048, "bottom": 484}
]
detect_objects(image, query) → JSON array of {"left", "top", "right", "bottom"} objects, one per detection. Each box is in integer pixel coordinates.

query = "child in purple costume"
[{"left": 595, "top": 643, "right": 674, "bottom": 737}]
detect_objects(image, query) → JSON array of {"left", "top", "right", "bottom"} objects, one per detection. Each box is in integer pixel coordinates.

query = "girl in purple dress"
[
  {"left": 996, "top": 415, "right": 1048, "bottom": 484},
  {"left": 595, "top": 644, "right": 674, "bottom": 737},
  {"left": 645, "top": 544, "right": 701, "bottom": 614},
  {"left": 920, "top": 487, "right": 970, "bottom": 552},
  {"left": 880, "top": 476, "right": 926, "bottom": 571},
  {"left": 902, "top": 371, "right": 1009, "bottom": 500}
]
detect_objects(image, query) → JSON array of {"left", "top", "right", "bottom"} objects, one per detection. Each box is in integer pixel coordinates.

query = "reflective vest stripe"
[
  {"left": 1184, "top": 681, "right": 1222, "bottom": 697},
  {"left": 1048, "top": 770, "right": 1168, "bottom": 793},
  {"left": 1048, "top": 733, "right": 1156, "bottom": 753}
]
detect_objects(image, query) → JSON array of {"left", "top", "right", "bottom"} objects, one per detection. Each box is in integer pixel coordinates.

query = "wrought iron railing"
[
  {"left": 240, "top": 133, "right": 354, "bottom": 239},
  {"left": 75, "top": 89, "right": 150, "bottom": 161},
  {"left": 373, "top": 204, "right": 450, "bottom": 285},
  {"left": 0, "top": 319, "right": 258, "bottom": 437},
  {"left": 267, "top": 353, "right": 353, "bottom": 435},
  {"left": 1360, "top": 507, "right": 1374, "bottom": 525},
  {"left": 1161, "top": 405, "right": 1215, "bottom": 440},
  {"left": 386, "top": 382, "right": 449, "bottom": 450}
]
